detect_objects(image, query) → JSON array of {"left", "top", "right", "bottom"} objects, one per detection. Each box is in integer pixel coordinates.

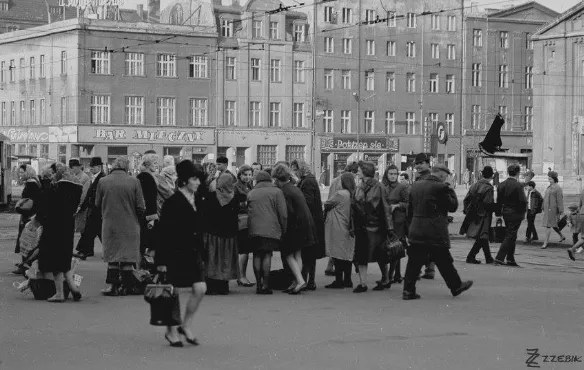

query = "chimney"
[{"left": 147, "top": 0, "right": 160, "bottom": 23}]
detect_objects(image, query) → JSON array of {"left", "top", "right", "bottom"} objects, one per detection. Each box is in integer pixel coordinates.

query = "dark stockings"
[
  {"left": 302, "top": 256, "right": 317, "bottom": 285},
  {"left": 253, "top": 251, "right": 273, "bottom": 289},
  {"left": 333, "top": 259, "right": 352, "bottom": 284}
]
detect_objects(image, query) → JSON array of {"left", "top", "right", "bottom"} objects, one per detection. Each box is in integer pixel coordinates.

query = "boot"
[
  {"left": 402, "top": 279, "right": 421, "bottom": 300},
  {"left": 121, "top": 270, "right": 140, "bottom": 295},
  {"left": 102, "top": 268, "right": 121, "bottom": 297}
]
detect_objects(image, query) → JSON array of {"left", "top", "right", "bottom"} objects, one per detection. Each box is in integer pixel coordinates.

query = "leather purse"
[
  {"left": 383, "top": 232, "right": 406, "bottom": 262},
  {"left": 557, "top": 214, "right": 568, "bottom": 231},
  {"left": 489, "top": 218, "right": 506, "bottom": 243},
  {"left": 144, "top": 274, "right": 182, "bottom": 327}
]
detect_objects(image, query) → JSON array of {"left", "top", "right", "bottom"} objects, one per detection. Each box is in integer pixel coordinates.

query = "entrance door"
[{"left": 236, "top": 147, "right": 247, "bottom": 167}]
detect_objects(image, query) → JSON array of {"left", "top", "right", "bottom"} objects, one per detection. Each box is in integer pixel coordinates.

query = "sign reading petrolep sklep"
[
  {"left": 58, "top": 0, "right": 124, "bottom": 7},
  {"left": 77, "top": 126, "right": 215, "bottom": 145},
  {"left": 320, "top": 136, "right": 399, "bottom": 152}
]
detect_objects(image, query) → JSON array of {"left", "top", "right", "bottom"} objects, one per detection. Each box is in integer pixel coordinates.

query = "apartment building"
[{"left": 0, "top": 16, "right": 218, "bottom": 169}]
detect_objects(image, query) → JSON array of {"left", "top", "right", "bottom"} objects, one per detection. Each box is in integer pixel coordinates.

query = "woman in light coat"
[
  {"left": 541, "top": 171, "right": 565, "bottom": 249},
  {"left": 324, "top": 172, "right": 355, "bottom": 289}
]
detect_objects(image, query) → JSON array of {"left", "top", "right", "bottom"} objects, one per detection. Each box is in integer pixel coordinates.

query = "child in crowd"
[{"left": 567, "top": 204, "right": 583, "bottom": 261}]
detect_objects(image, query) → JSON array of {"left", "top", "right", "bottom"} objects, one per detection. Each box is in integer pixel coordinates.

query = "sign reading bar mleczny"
[
  {"left": 320, "top": 136, "right": 399, "bottom": 152},
  {"left": 77, "top": 126, "right": 215, "bottom": 145}
]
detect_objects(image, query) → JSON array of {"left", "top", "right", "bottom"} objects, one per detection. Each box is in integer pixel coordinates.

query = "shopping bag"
[
  {"left": 19, "top": 217, "right": 42, "bottom": 258},
  {"left": 383, "top": 232, "right": 406, "bottom": 262},
  {"left": 144, "top": 275, "right": 181, "bottom": 327},
  {"left": 489, "top": 218, "right": 506, "bottom": 243},
  {"left": 557, "top": 215, "right": 568, "bottom": 231}
]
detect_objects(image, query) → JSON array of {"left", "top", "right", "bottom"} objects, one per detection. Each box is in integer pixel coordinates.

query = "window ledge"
[
  {"left": 122, "top": 74, "right": 147, "bottom": 78},
  {"left": 90, "top": 73, "right": 114, "bottom": 76},
  {"left": 187, "top": 77, "right": 211, "bottom": 80},
  {"left": 156, "top": 76, "right": 179, "bottom": 79}
]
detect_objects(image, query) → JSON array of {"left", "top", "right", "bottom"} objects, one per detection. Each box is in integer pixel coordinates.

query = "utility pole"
[
  {"left": 459, "top": 0, "right": 465, "bottom": 179},
  {"left": 356, "top": 0, "right": 362, "bottom": 159},
  {"left": 311, "top": 0, "right": 317, "bottom": 172}
]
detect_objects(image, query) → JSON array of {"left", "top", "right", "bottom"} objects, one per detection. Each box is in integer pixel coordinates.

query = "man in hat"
[
  {"left": 216, "top": 156, "right": 236, "bottom": 181},
  {"left": 74, "top": 157, "right": 106, "bottom": 260},
  {"left": 69, "top": 158, "right": 91, "bottom": 206},
  {"left": 413, "top": 153, "right": 435, "bottom": 279},
  {"left": 404, "top": 164, "right": 473, "bottom": 300}
]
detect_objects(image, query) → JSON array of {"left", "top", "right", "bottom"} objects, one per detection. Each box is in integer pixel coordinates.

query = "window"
[
  {"left": 60, "top": 97, "right": 68, "bottom": 124},
  {"left": 406, "top": 112, "right": 416, "bottom": 134},
  {"left": 473, "top": 29, "right": 483, "bottom": 47},
  {"left": 40, "top": 144, "right": 49, "bottom": 158},
  {"left": 525, "top": 66, "right": 533, "bottom": 89},
  {"left": 157, "top": 97, "right": 175, "bottom": 126},
  {"left": 387, "top": 11, "right": 396, "bottom": 27},
  {"left": 431, "top": 44, "right": 439, "bottom": 59},
  {"left": 387, "top": 41, "right": 396, "bottom": 56},
  {"left": 189, "top": 56, "right": 208, "bottom": 78},
  {"left": 342, "top": 70, "right": 351, "bottom": 89},
  {"left": 49, "top": 5, "right": 61, "bottom": 15},
  {"left": 500, "top": 31, "right": 509, "bottom": 49},
  {"left": 9, "top": 60, "right": 14, "bottom": 82},
  {"left": 125, "top": 52, "right": 144, "bottom": 76},
  {"left": 471, "top": 105, "right": 481, "bottom": 129},
  {"left": 156, "top": 54, "right": 176, "bottom": 77},
  {"left": 340, "top": 110, "right": 351, "bottom": 133},
  {"left": 29, "top": 100, "right": 35, "bottom": 125},
  {"left": 10, "top": 101, "right": 15, "bottom": 125},
  {"left": 294, "top": 24, "right": 305, "bottom": 42},
  {"left": 285, "top": 145, "right": 305, "bottom": 163},
  {"left": 90, "top": 95, "right": 110, "bottom": 124},
  {"left": 29, "top": 57, "right": 35, "bottom": 79},
  {"left": 406, "top": 73, "right": 415, "bottom": 92},
  {"left": 19, "top": 58, "right": 24, "bottom": 81},
  {"left": 270, "top": 59, "right": 281, "bottom": 83},
  {"left": 343, "top": 38, "right": 352, "bottom": 54},
  {"left": 1, "top": 102, "right": 5, "bottom": 126},
  {"left": 472, "top": 63, "right": 482, "bottom": 87},
  {"left": 225, "top": 101, "right": 237, "bottom": 126},
  {"left": 342, "top": 8, "right": 352, "bottom": 24},
  {"left": 252, "top": 20, "right": 263, "bottom": 38},
  {"left": 365, "top": 9, "right": 375, "bottom": 23},
  {"left": 0, "top": 2, "right": 9, "bottom": 10},
  {"left": 526, "top": 33, "right": 533, "bottom": 50},
  {"left": 445, "top": 113, "right": 454, "bottom": 135},
  {"left": 406, "top": 41, "right": 416, "bottom": 58},
  {"left": 257, "top": 145, "right": 277, "bottom": 167},
  {"left": 249, "top": 101, "right": 261, "bottom": 127},
  {"left": 385, "top": 111, "right": 395, "bottom": 133},
  {"left": 364, "top": 111, "right": 374, "bottom": 133},
  {"left": 446, "top": 74, "right": 455, "bottom": 94},
  {"left": 250, "top": 58, "right": 261, "bottom": 81},
  {"left": 431, "top": 15, "right": 440, "bottom": 30},
  {"left": 40, "top": 55, "right": 45, "bottom": 78},
  {"left": 366, "top": 40, "right": 375, "bottom": 56},
  {"left": 429, "top": 73, "right": 438, "bottom": 93},
  {"left": 524, "top": 106, "right": 533, "bottom": 130},
  {"left": 447, "top": 15, "right": 456, "bottom": 31},
  {"left": 499, "top": 65, "right": 508, "bottom": 88},
  {"left": 39, "top": 99, "right": 45, "bottom": 124},
  {"left": 365, "top": 70, "right": 374, "bottom": 91},
  {"left": 189, "top": 98, "right": 207, "bottom": 126},
  {"left": 294, "top": 60, "right": 304, "bottom": 83},
  {"left": 324, "top": 37, "right": 334, "bottom": 53},
  {"left": 91, "top": 51, "right": 110, "bottom": 74},
  {"left": 429, "top": 112, "right": 439, "bottom": 132},
  {"left": 447, "top": 44, "right": 456, "bottom": 60},
  {"left": 269, "top": 22, "right": 279, "bottom": 39},
  {"left": 324, "top": 6, "right": 334, "bottom": 23},
  {"left": 19, "top": 101, "right": 24, "bottom": 124},
  {"left": 0, "top": 61, "right": 4, "bottom": 83},
  {"left": 407, "top": 13, "right": 416, "bottom": 28},
  {"left": 221, "top": 19, "right": 233, "bottom": 37},
  {"left": 386, "top": 72, "right": 395, "bottom": 91},
  {"left": 323, "top": 110, "right": 333, "bottom": 133},
  {"left": 125, "top": 96, "right": 144, "bottom": 125},
  {"left": 499, "top": 106, "right": 508, "bottom": 129},
  {"left": 225, "top": 57, "right": 236, "bottom": 80},
  {"left": 293, "top": 103, "right": 304, "bottom": 128},
  {"left": 324, "top": 69, "right": 333, "bottom": 89},
  {"left": 60, "top": 51, "right": 67, "bottom": 74},
  {"left": 269, "top": 102, "right": 281, "bottom": 127}
]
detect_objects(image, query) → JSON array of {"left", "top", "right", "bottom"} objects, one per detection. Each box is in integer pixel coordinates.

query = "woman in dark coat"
[
  {"left": 36, "top": 164, "right": 83, "bottom": 302},
  {"left": 461, "top": 166, "right": 496, "bottom": 264},
  {"left": 234, "top": 165, "right": 255, "bottom": 287},
  {"left": 136, "top": 153, "right": 160, "bottom": 255},
  {"left": 273, "top": 164, "right": 317, "bottom": 295},
  {"left": 291, "top": 160, "right": 325, "bottom": 291},
  {"left": 155, "top": 160, "right": 207, "bottom": 347}
]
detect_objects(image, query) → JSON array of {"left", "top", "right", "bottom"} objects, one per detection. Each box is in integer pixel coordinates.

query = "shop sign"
[
  {"left": 362, "top": 153, "right": 381, "bottom": 163},
  {"left": 320, "top": 136, "right": 398, "bottom": 152},
  {"left": 0, "top": 128, "right": 50, "bottom": 143},
  {"left": 78, "top": 126, "right": 216, "bottom": 145}
]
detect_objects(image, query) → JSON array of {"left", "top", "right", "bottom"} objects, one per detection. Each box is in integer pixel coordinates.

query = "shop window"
[
  {"left": 285, "top": 145, "right": 305, "bottom": 163},
  {"left": 257, "top": 145, "right": 277, "bottom": 167},
  {"left": 192, "top": 154, "right": 205, "bottom": 164},
  {"left": 58, "top": 145, "right": 67, "bottom": 164},
  {"left": 40, "top": 144, "right": 49, "bottom": 159},
  {"left": 107, "top": 146, "right": 128, "bottom": 164},
  {"left": 18, "top": 144, "right": 26, "bottom": 155},
  {"left": 28, "top": 144, "right": 37, "bottom": 157},
  {"left": 71, "top": 144, "right": 80, "bottom": 159},
  {"left": 163, "top": 147, "right": 181, "bottom": 157}
]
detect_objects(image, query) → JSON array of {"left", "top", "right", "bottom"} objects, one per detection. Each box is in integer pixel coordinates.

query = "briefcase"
[
  {"left": 144, "top": 280, "right": 181, "bottom": 327},
  {"left": 557, "top": 215, "right": 568, "bottom": 231},
  {"left": 489, "top": 218, "right": 506, "bottom": 243}
]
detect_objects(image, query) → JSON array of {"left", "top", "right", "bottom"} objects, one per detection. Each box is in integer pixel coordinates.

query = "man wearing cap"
[
  {"left": 74, "top": 157, "right": 106, "bottom": 260},
  {"left": 404, "top": 164, "right": 473, "bottom": 300},
  {"left": 69, "top": 159, "right": 91, "bottom": 206},
  {"left": 413, "top": 153, "right": 435, "bottom": 279}
]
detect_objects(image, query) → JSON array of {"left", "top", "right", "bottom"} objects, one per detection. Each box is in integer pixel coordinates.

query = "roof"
[
  {"left": 487, "top": 1, "right": 559, "bottom": 19},
  {"left": 0, "top": 0, "right": 77, "bottom": 24},
  {"left": 533, "top": 1, "right": 584, "bottom": 36}
]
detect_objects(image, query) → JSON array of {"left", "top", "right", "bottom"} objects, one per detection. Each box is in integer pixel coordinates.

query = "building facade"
[
  {"left": 462, "top": 2, "right": 558, "bottom": 174},
  {"left": 0, "top": 17, "right": 218, "bottom": 170}
]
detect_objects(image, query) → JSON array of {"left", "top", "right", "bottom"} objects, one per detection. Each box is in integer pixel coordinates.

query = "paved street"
[{"left": 1, "top": 207, "right": 584, "bottom": 370}]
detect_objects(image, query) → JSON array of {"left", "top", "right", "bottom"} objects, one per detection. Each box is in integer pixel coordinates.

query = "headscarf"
[
  {"left": 340, "top": 172, "right": 356, "bottom": 198},
  {"left": 294, "top": 160, "right": 312, "bottom": 178},
  {"left": 216, "top": 173, "right": 235, "bottom": 207},
  {"left": 382, "top": 165, "right": 399, "bottom": 188}
]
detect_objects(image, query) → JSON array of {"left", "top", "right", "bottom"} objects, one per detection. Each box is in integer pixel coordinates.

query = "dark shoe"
[
  {"left": 532, "top": 237, "right": 539, "bottom": 241},
  {"left": 324, "top": 269, "right": 335, "bottom": 277},
  {"left": 525, "top": 238, "right": 532, "bottom": 244},
  {"left": 257, "top": 287, "right": 273, "bottom": 295},
  {"left": 485, "top": 259, "right": 494, "bottom": 265},
  {"left": 452, "top": 280, "right": 473, "bottom": 297},
  {"left": 505, "top": 261, "right": 521, "bottom": 267},
  {"left": 304, "top": 282, "right": 316, "bottom": 291},
  {"left": 372, "top": 282, "right": 391, "bottom": 291},
  {"left": 325, "top": 281, "right": 345, "bottom": 289},
  {"left": 568, "top": 250, "right": 576, "bottom": 261},
  {"left": 73, "top": 252, "right": 94, "bottom": 260},
  {"left": 352, "top": 284, "right": 368, "bottom": 293},
  {"left": 177, "top": 327, "right": 199, "bottom": 346},
  {"left": 493, "top": 259, "right": 505, "bottom": 266},
  {"left": 101, "top": 285, "right": 120, "bottom": 297},
  {"left": 72, "top": 291, "right": 82, "bottom": 302},
  {"left": 283, "top": 284, "right": 296, "bottom": 294},
  {"left": 289, "top": 283, "right": 306, "bottom": 295},
  {"left": 391, "top": 277, "right": 403, "bottom": 284},
  {"left": 165, "top": 334, "right": 184, "bottom": 348},
  {"left": 402, "top": 291, "right": 421, "bottom": 300},
  {"left": 421, "top": 274, "right": 434, "bottom": 280},
  {"left": 466, "top": 259, "right": 481, "bottom": 264},
  {"left": 237, "top": 279, "right": 255, "bottom": 287},
  {"left": 343, "top": 280, "right": 353, "bottom": 288}
]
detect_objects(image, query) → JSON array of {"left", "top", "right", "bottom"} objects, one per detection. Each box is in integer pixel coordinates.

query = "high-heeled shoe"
[
  {"left": 288, "top": 283, "right": 306, "bottom": 295},
  {"left": 559, "top": 237, "right": 566, "bottom": 243},
  {"left": 177, "top": 327, "right": 199, "bottom": 346},
  {"left": 164, "top": 334, "right": 184, "bottom": 347},
  {"left": 237, "top": 280, "right": 255, "bottom": 287},
  {"left": 71, "top": 291, "right": 82, "bottom": 302},
  {"left": 283, "top": 284, "right": 296, "bottom": 293}
]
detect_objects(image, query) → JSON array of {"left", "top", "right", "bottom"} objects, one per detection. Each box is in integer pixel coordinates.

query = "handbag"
[
  {"left": 238, "top": 214, "right": 249, "bottom": 231},
  {"left": 144, "top": 274, "right": 182, "bottom": 327},
  {"left": 489, "top": 218, "right": 506, "bottom": 243},
  {"left": 557, "top": 214, "right": 568, "bottom": 231},
  {"left": 383, "top": 232, "right": 406, "bottom": 262},
  {"left": 15, "top": 198, "right": 34, "bottom": 215}
]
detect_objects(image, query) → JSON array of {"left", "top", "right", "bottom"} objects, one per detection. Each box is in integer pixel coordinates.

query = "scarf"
[
  {"left": 234, "top": 178, "right": 252, "bottom": 196},
  {"left": 216, "top": 173, "right": 235, "bottom": 207}
]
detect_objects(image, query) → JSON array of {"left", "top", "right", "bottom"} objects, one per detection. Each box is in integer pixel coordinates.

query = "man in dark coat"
[
  {"left": 461, "top": 166, "right": 496, "bottom": 264},
  {"left": 413, "top": 153, "right": 435, "bottom": 279},
  {"left": 74, "top": 157, "right": 106, "bottom": 260},
  {"left": 136, "top": 153, "right": 159, "bottom": 255},
  {"left": 494, "top": 164, "right": 528, "bottom": 267},
  {"left": 403, "top": 165, "right": 473, "bottom": 300},
  {"left": 479, "top": 114, "right": 505, "bottom": 154},
  {"left": 525, "top": 181, "right": 543, "bottom": 243}
]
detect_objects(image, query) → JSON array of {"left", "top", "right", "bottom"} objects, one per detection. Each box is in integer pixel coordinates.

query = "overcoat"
[
  {"left": 462, "top": 179, "right": 495, "bottom": 240},
  {"left": 280, "top": 182, "right": 317, "bottom": 254},
  {"left": 96, "top": 169, "right": 145, "bottom": 263},
  {"left": 324, "top": 189, "right": 354, "bottom": 261},
  {"left": 297, "top": 173, "right": 325, "bottom": 259},
  {"left": 542, "top": 183, "right": 564, "bottom": 228},
  {"left": 382, "top": 181, "right": 409, "bottom": 239}
]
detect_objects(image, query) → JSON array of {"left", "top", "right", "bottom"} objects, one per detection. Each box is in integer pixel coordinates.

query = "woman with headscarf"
[
  {"left": 36, "top": 163, "right": 83, "bottom": 302},
  {"left": 291, "top": 160, "right": 325, "bottom": 291},
  {"left": 137, "top": 153, "right": 160, "bottom": 256},
  {"left": 234, "top": 165, "right": 255, "bottom": 287},
  {"left": 541, "top": 171, "right": 565, "bottom": 249},
  {"left": 324, "top": 172, "right": 356, "bottom": 289},
  {"left": 203, "top": 173, "right": 240, "bottom": 295},
  {"left": 155, "top": 155, "right": 177, "bottom": 215}
]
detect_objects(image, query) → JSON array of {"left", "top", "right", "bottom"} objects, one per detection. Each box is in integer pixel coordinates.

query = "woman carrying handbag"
[{"left": 154, "top": 160, "right": 207, "bottom": 347}]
